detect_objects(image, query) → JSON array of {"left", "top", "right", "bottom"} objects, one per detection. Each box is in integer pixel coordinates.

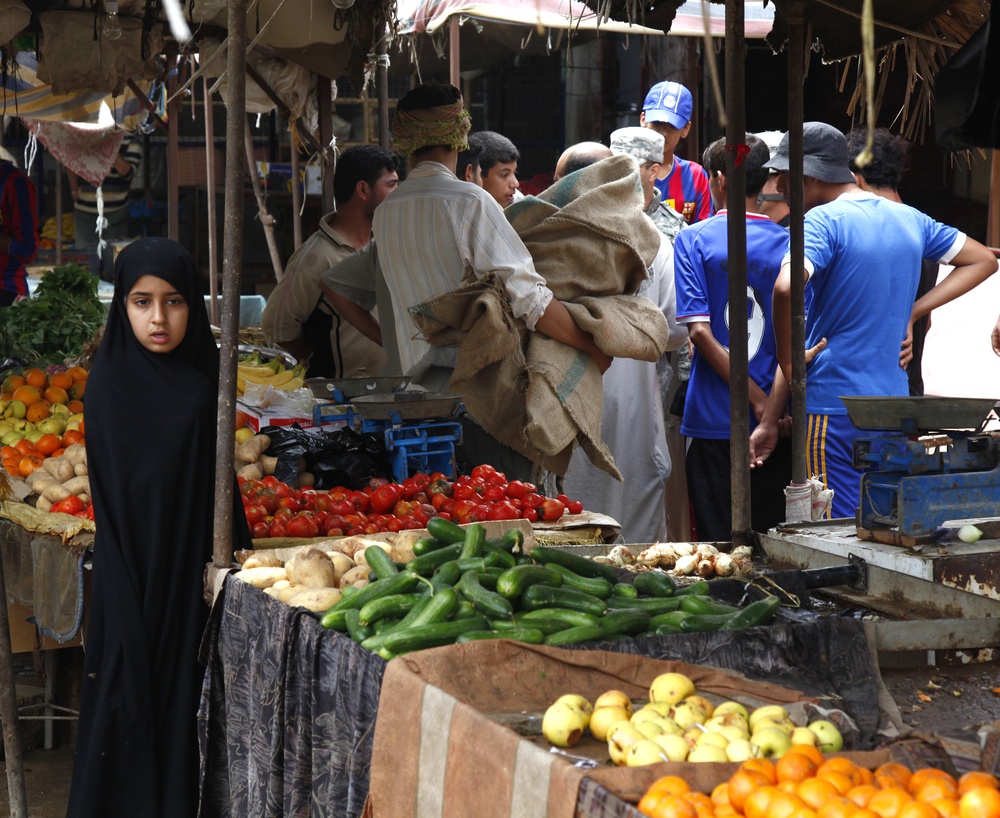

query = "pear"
[
  {"left": 607, "top": 722, "right": 646, "bottom": 766},
  {"left": 640, "top": 702, "right": 675, "bottom": 719},
  {"left": 670, "top": 701, "right": 708, "bottom": 730},
  {"left": 1, "top": 431, "right": 24, "bottom": 446},
  {"left": 652, "top": 733, "right": 691, "bottom": 762},
  {"left": 634, "top": 720, "right": 666, "bottom": 740},
  {"left": 589, "top": 706, "right": 631, "bottom": 742},
  {"left": 726, "top": 739, "right": 761, "bottom": 762},
  {"left": 5, "top": 400, "right": 26, "bottom": 420},
  {"left": 0, "top": 422, "right": 11, "bottom": 437},
  {"left": 751, "top": 716, "right": 793, "bottom": 736},
  {"left": 751, "top": 726, "right": 793, "bottom": 759},
  {"left": 542, "top": 701, "right": 589, "bottom": 748},
  {"left": 37, "top": 417, "right": 66, "bottom": 436},
  {"left": 718, "top": 725, "right": 752, "bottom": 744},
  {"left": 49, "top": 403, "right": 71, "bottom": 417},
  {"left": 790, "top": 726, "right": 819, "bottom": 748},
  {"left": 687, "top": 743, "right": 729, "bottom": 763},
  {"left": 684, "top": 695, "right": 715, "bottom": 717},
  {"left": 594, "top": 690, "right": 633, "bottom": 717},
  {"left": 625, "top": 739, "right": 670, "bottom": 767},
  {"left": 555, "top": 694, "right": 594, "bottom": 719},
  {"left": 648, "top": 672, "right": 695, "bottom": 706},
  {"left": 808, "top": 719, "right": 844, "bottom": 753},
  {"left": 712, "top": 701, "right": 750, "bottom": 722},
  {"left": 705, "top": 713, "right": 749, "bottom": 732},
  {"left": 695, "top": 730, "right": 729, "bottom": 750},
  {"left": 748, "top": 705, "right": 789, "bottom": 731},
  {"left": 632, "top": 707, "right": 668, "bottom": 727}
]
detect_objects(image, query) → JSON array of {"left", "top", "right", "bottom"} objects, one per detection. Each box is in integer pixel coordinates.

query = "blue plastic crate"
[{"left": 383, "top": 420, "right": 463, "bottom": 482}]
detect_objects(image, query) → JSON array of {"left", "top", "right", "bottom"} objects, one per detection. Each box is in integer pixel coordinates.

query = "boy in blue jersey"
[
  {"left": 674, "top": 134, "right": 800, "bottom": 540},
  {"left": 765, "top": 122, "right": 998, "bottom": 519}
]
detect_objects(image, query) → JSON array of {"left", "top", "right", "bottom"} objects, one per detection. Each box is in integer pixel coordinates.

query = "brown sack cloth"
[
  {"left": 410, "top": 156, "right": 668, "bottom": 478},
  {"left": 365, "top": 641, "right": 809, "bottom": 818}
]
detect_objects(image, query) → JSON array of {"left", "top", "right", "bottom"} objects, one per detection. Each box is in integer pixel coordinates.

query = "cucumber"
[
  {"left": 544, "top": 563, "right": 613, "bottom": 599},
  {"left": 344, "top": 609, "right": 375, "bottom": 644},
  {"left": 520, "top": 585, "right": 608, "bottom": 617},
  {"left": 405, "top": 543, "right": 464, "bottom": 576},
  {"left": 543, "top": 625, "right": 605, "bottom": 646},
  {"left": 359, "top": 588, "right": 459, "bottom": 653},
  {"left": 362, "top": 545, "right": 399, "bottom": 581},
  {"left": 495, "top": 565, "right": 564, "bottom": 599},
  {"left": 459, "top": 522, "right": 486, "bottom": 560},
  {"left": 412, "top": 536, "right": 449, "bottom": 557},
  {"left": 654, "top": 622, "right": 685, "bottom": 635},
  {"left": 611, "top": 583, "right": 639, "bottom": 599},
  {"left": 649, "top": 610, "right": 691, "bottom": 630},
  {"left": 425, "top": 516, "right": 468, "bottom": 545},
  {"left": 478, "top": 567, "right": 504, "bottom": 590},
  {"left": 605, "top": 596, "right": 683, "bottom": 614},
  {"left": 495, "top": 528, "right": 525, "bottom": 554},
  {"left": 503, "top": 615, "right": 576, "bottom": 635},
  {"left": 458, "top": 570, "right": 514, "bottom": 620},
  {"left": 528, "top": 545, "right": 619, "bottom": 583},
  {"left": 321, "top": 572, "right": 420, "bottom": 622},
  {"left": 600, "top": 608, "right": 651, "bottom": 637},
  {"left": 673, "top": 580, "right": 710, "bottom": 597},
  {"left": 456, "top": 557, "right": 488, "bottom": 574},
  {"left": 633, "top": 571, "right": 676, "bottom": 598},
  {"left": 723, "top": 595, "right": 781, "bottom": 630},
  {"left": 482, "top": 542, "right": 517, "bottom": 570},
  {"left": 358, "top": 593, "right": 420, "bottom": 626},
  {"left": 518, "top": 607, "right": 602, "bottom": 630},
  {"left": 373, "top": 617, "right": 402, "bottom": 634},
  {"left": 455, "top": 628, "right": 546, "bottom": 644},
  {"left": 319, "top": 608, "right": 351, "bottom": 632},
  {"left": 679, "top": 595, "right": 741, "bottom": 616},
  {"left": 430, "top": 560, "right": 462, "bottom": 591},
  {"left": 453, "top": 599, "right": 479, "bottom": 619},
  {"left": 678, "top": 613, "right": 733, "bottom": 633},
  {"left": 381, "top": 615, "right": 490, "bottom": 655}
]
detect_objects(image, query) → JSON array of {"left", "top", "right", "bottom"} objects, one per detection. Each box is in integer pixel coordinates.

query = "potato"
[
  {"left": 290, "top": 548, "right": 338, "bottom": 589},
  {"left": 390, "top": 530, "right": 423, "bottom": 565},
  {"left": 285, "top": 587, "right": 343, "bottom": 613},
  {"left": 43, "top": 458, "right": 74, "bottom": 483},
  {"left": 41, "top": 484, "right": 73, "bottom": 503},
  {"left": 62, "top": 476, "right": 90, "bottom": 496},
  {"left": 242, "top": 554, "right": 283, "bottom": 570},
  {"left": 232, "top": 566, "right": 288, "bottom": 589},
  {"left": 326, "top": 552, "right": 355, "bottom": 585},
  {"left": 277, "top": 583, "right": 307, "bottom": 604},
  {"left": 354, "top": 542, "right": 392, "bottom": 569},
  {"left": 339, "top": 564, "right": 371, "bottom": 589}
]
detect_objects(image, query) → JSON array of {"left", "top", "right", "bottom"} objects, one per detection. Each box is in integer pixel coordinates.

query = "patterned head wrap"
[{"left": 392, "top": 101, "right": 471, "bottom": 157}]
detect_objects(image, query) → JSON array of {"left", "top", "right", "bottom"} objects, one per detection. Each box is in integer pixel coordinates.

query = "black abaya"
[{"left": 67, "top": 238, "right": 251, "bottom": 818}]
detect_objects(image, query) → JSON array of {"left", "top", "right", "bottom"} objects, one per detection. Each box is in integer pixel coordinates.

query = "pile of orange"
[
  {"left": 637, "top": 745, "right": 1000, "bottom": 818},
  {"left": 0, "top": 367, "right": 87, "bottom": 423}
]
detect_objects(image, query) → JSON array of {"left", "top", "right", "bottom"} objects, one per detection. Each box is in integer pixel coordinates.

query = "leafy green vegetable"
[{"left": 0, "top": 264, "right": 106, "bottom": 365}]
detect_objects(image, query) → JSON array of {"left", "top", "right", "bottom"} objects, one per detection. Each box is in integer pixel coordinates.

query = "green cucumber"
[
  {"left": 373, "top": 617, "right": 401, "bottom": 634},
  {"left": 412, "top": 536, "right": 448, "bottom": 557},
  {"left": 459, "top": 522, "right": 486, "bottom": 559},
  {"left": 633, "top": 571, "right": 676, "bottom": 598},
  {"left": 518, "top": 607, "right": 602, "bottom": 630},
  {"left": 405, "top": 543, "right": 463, "bottom": 576},
  {"left": 654, "top": 622, "right": 685, "bottom": 635},
  {"left": 455, "top": 628, "right": 546, "bottom": 644},
  {"left": 495, "top": 565, "right": 564, "bottom": 599},
  {"left": 360, "top": 595, "right": 434, "bottom": 652},
  {"left": 679, "top": 595, "right": 742, "bottom": 616},
  {"left": 543, "top": 625, "right": 605, "bottom": 646},
  {"left": 723, "top": 595, "right": 781, "bottom": 629},
  {"left": 344, "top": 609, "right": 375, "bottom": 644},
  {"left": 457, "top": 570, "right": 514, "bottom": 620},
  {"left": 320, "top": 608, "right": 351, "bottom": 632},
  {"left": 425, "top": 516, "right": 468, "bottom": 545},
  {"left": 495, "top": 528, "right": 525, "bottom": 554},
  {"left": 649, "top": 610, "right": 692, "bottom": 630},
  {"left": 673, "top": 580, "right": 710, "bottom": 597},
  {"left": 362, "top": 545, "right": 399, "bottom": 581},
  {"left": 502, "top": 615, "right": 576, "bottom": 635},
  {"left": 358, "top": 593, "right": 420, "bottom": 626},
  {"left": 528, "top": 545, "right": 619, "bottom": 583},
  {"left": 321, "top": 572, "right": 420, "bottom": 622},
  {"left": 678, "top": 613, "right": 733, "bottom": 633},
  {"left": 520, "top": 585, "right": 608, "bottom": 617},
  {"left": 430, "top": 560, "right": 462, "bottom": 591},
  {"left": 453, "top": 600, "right": 479, "bottom": 619},
  {"left": 612, "top": 583, "right": 639, "bottom": 599},
  {"left": 381, "top": 615, "right": 490, "bottom": 655},
  {"left": 456, "top": 557, "right": 487, "bottom": 574},
  {"left": 600, "top": 608, "right": 651, "bottom": 637},
  {"left": 544, "top": 563, "right": 613, "bottom": 598},
  {"left": 605, "top": 596, "right": 683, "bottom": 614},
  {"left": 482, "top": 542, "right": 517, "bottom": 570}
]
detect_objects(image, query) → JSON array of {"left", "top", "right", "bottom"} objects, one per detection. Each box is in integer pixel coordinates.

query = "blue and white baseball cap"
[{"left": 642, "top": 81, "right": 693, "bottom": 129}]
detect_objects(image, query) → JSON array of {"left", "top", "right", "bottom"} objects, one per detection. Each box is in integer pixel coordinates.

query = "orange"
[
  {"left": 789, "top": 745, "right": 825, "bottom": 768},
  {"left": 743, "top": 784, "right": 781, "bottom": 818},
  {"left": 867, "top": 786, "right": 913, "bottom": 818},
  {"left": 35, "top": 434, "right": 61, "bottom": 455},
  {"left": 818, "top": 771, "right": 856, "bottom": 797},
  {"left": 797, "top": 777, "right": 842, "bottom": 810},
  {"left": 648, "top": 794, "right": 698, "bottom": 818},
  {"left": 78, "top": 419, "right": 85, "bottom": 436},
  {"left": 48, "top": 371, "right": 74, "bottom": 390},
  {"left": 780, "top": 781, "right": 801, "bottom": 795},
  {"left": 14, "top": 438, "right": 37, "bottom": 456},
  {"left": 729, "top": 768, "right": 772, "bottom": 814},
  {"left": 816, "top": 796, "right": 859, "bottom": 818},
  {"left": 66, "top": 399, "right": 84, "bottom": 415},
  {"left": 909, "top": 769, "right": 956, "bottom": 795},
  {"left": 712, "top": 782, "right": 733, "bottom": 808},
  {"left": 25, "top": 400, "right": 52, "bottom": 423},
  {"left": 763, "top": 791, "right": 809, "bottom": 818},
  {"left": 23, "top": 368, "right": 47, "bottom": 388},
  {"left": 956, "top": 772, "right": 999, "bottom": 795},
  {"left": 742, "top": 758, "right": 779, "bottom": 785},
  {"left": 857, "top": 769, "right": 877, "bottom": 788},
  {"left": 18, "top": 454, "right": 44, "bottom": 477},
  {"left": 819, "top": 758, "right": 861, "bottom": 781},
  {"left": 847, "top": 785, "right": 880, "bottom": 808},
  {"left": 913, "top": 778, "right": 958, "bottom": 803},
  {"left": 788, "top": 809, "right": 819, "bottom": 818},
  {"left": 897, "top": 803, "right": 941, "bottom": 818},
  {"left": 958, "top": 787, "right": 1000, "bottom": 818},
  {"left": 44, "top": 385, "right": 69, "bottom": 405},
  {"left": 3, "top": 457, "right": 20, "bottom": 475},
  {"left": 875, "top": 764, "right": 914, "bottom": 792},
  {"left": 930, "top": 798, "right": 959, "bottom": 818},
  {"left": 1, "top": 374, "right": 26, "bottom": 393},
  {"left": 681, "top": 791, "right": 715, "bottom": 818},
  {"left": 640, "top": 777, "right": 692, "bottom": 815},
  {"left": 11, "top": 384, "right": 42, "bottom": 406},
  {"left": 66, "top": 366, "right": 88, "bottom": 382},
  {"left": 855, "top": 812, "right": 883, "bottom": 818},
  {"left": 69, "top": 380, "right": 86, "bottom": 401},
  {"left": 778, "top": 751, "right": 820, "bottom": 784}
]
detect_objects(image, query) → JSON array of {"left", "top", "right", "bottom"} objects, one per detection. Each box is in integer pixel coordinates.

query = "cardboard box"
[{"left": 236, "top": 399, "right": 353, "bottom": 433}]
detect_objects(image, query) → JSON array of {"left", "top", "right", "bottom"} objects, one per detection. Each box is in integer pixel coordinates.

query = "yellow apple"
[
  {"left": 726, "top": 739, "right": 760, "bottom": 762},
  {"left": 542, "top": 701, "right": 589, "bottom": 748},
  {"left": 652, "top": 733, "right": 691, "bottom": 762},
  {"left": 594, "top": 690, "right": 633, "bottom": 717},
  {"left": 808, "top": 719, "right": 844, "bottom": 753},
  {"left": 649, "top": 672, "right": 695, "bottom": 706},
  {"left": 751, "top": 726, "right": 793, "bottom": 759},
  {"left": 626, "top": 739, "right": 670, "bottom": 767},
  {"left": 588, "top": 707, "right": 631, "bottom": 742},
  {"left": 670, "top": 702, "right": 708, "bottom": 730},
  {"left": 687, "top": 743, "right": 729, "bottom": 763},
  {"left": 608, "top": 722, "right": 646, "bottom": 766},
  {"left": 712, "top": 701, "right": 750, "bottom": 722},
  {"left": 555, "top": 694, "right": 594, "bottom": 718},
  {"left": 748, "top": 705, "right": 789, "bottom": 731}
]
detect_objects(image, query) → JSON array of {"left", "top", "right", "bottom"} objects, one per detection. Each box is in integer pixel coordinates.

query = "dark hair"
[
  {"left": 701, "top": 133, "right": 770, "bottom": 197},
  {"left": 847, "top": 127, "right": 908, "bottom": 190},
  {"left": 457, "top": 141, "right": 483, "bottom": 181},
  {"left": 333, "top": 145, "right": 399, "bottom": 207},
  {"left": 469, "top": 131, "right": 519, "bottom": 176}
]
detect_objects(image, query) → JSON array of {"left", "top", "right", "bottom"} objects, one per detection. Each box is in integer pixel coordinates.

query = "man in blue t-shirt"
[
  {"left": 674, "top": 134, "right": 802, "bottom": 540},
  {"left": 763, "top": 122, "right": 998, "bottom": 519}
]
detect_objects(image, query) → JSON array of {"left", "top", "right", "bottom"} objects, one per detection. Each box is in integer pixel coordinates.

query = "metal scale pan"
[
  {"left": 350, "top": 392, "right": 464, "bottom": 422},
  {"left": 840, "top": 396, "right": 999, "bottom": 433},
  {"left": 305, "top": 376, "right": 410, "bottom": 400}
]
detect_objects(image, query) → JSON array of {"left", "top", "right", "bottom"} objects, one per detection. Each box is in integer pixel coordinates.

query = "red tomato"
[
  {"left": 485, "top": 472, "right": 507, "bottom": 486},
  {"left": 400, "top": 478, "right": 420, "bottom": 499},
  {"left": 368, "top": 476, "right": 391, "bottom": 491},
  {"left": 470, "top": 464, "right": 496, "bottom": 480},
  {"left": 330, "top": 499, "right": 354, "bottom": 517},
  {"left": 505, "top": 480, "right": 529, "bottom": 500},
  {"left": 471, "top": 503, "right": 491, "bottom": 522},
  {"left": 540, "top": 498, "right": 566, "bottom": 522},
  {"left": 386, "top": 518, "right": 404, "bottom": 532},
  {"left": 256, "top": 489, "right": 278, "bottom": 514},
  {"left": 411, "top": 491, "right": 430, "bottom": 505},
  {"left": 451, "top": 483, "right": 475, "bottom": 501},
  {"left": 568, "top": 501, "right": 584, "bottom": 515},
  {"left": 411, "top": 473, "right": 431, "bottom": 489},
  {"left": 274, "top": 507, "right": 294, "bottom": 522},
  {"left": 268, "top": 521, "right": 287, "bottom": 538},
  {"left": 274, "top": 482, "right": 296, "bottom": 499},
  {"left": 345, "top": 525, "right": 365, "bottom": 536},
  {"left": 251, "top": 521, "right": 270, "bottom": 538},
  {"left": 393, "top": 499, "right": 414, "bottom": 517},
  {"left": 556, "top": 494, "right": 572, "bottom": 507},
  {"left": 277, "top": 496, "right": 299, "bottom": 511},
  {"left": 52, "top": 495, "right": 86, "bottom": 515},
  {"left": 244, "top": 504, "right": 266, "bottom": 525},
  {"left": 322, "top": 517, "right": 345, "bottom": 537},
  {"left": 430, "top": 493, "right": 450, "bottom": 512},
  {"left": 436, "top": 512, "right": 453, "bottom": 521},
  {"left": 483, "top": 485, "right": 507, "bottom": 502},
  {"left": 486, "top": 501, "right": 519, "bottom": 521},
  {"left": 450, "top": 499, "right": 477, "bottom": 523},
  {"left": 522, "top": 493, "right": 544, "bottom": 510},
  {"left": 286, "top": 514, "right": 320, "bottom": 538},
  {"left": 521, "top": 507, "right": 539, "bottom": 523},
  {"left": 370, "top": 484, "right": 401, "bottom": 514},
  {"left": 349, "top": 490, "right": 371, "bottom": 513},
  {"left": 313, "top": 494, "right": 334, "bottom": 513},
  {"left": 426, "top": 478, "right": 452, "bottom": 497},
  {"left": 261, "top": 475, "right": 280, "bottom": 489}
]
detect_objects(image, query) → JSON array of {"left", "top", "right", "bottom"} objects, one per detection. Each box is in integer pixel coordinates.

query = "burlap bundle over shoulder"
[{"left": 410, "top": 156, "right": 669, "bottom": 478}]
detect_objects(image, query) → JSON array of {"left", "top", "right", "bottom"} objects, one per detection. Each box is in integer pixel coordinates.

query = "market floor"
[{"left": 1, "top": 660, "right": 997, "bottom": 816}]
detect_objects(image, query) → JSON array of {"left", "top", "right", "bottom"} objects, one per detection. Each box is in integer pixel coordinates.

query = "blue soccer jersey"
[
  {"left": 675, "top": 211, "right": 790, "bottom": 439},
  {"left": 792, "top": 192, "right": 963, "bottom": 415}
]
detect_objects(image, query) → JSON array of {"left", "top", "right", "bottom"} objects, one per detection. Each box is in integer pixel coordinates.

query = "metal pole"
[
  {"left": 166, "top": 53, "right": 180, "bottom": 242},
  {"left": 244, "top": 119, "right": 284, "bottom": 281},
  {"left": 55, "top": 163, "right": 63, "bottom": 267},
  {"left": 0, "top": 541, "right": 28, "bottom": 818},
  {"left": 787, "top": 0, "right": 808, "bottom": 486},
  {"left": 377, "top": 24, "right": 391, "bottom": 150},
  {"left": 204, "top": 76, "right": 220, "bottom": 325},
  {"left": 317, "top": 77, "right": 335, "bottom": 216},
  {"left": 988, "top": 150, "right": 999, "bottom": 249},
  {"left": 290, "top": 130, "right": 303, "bottom": 250},
  {"left": 210, "top": 0, "right": 247, "bottom": 576},
  {"left": 450, "top": 15, "right": 461, "bottom": 90},
  {"left": 725, "top": 0, "right": 750, "bottom": 547}
]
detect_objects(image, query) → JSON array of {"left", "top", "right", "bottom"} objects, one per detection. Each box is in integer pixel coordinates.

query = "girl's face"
[{"left": 126, "top": 274, "right": 189, "bottom": 354}]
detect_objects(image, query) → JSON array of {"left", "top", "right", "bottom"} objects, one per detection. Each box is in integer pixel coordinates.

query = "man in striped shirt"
[
  {"left": 68, "top": 133, "right": 141, "bottom": 281},
  {"left": 0, "top": 151, "right": 38, "bottom": 306}
]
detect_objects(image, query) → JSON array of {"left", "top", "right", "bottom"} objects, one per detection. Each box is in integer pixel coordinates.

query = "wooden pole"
[
  {"left": 55, "top": 163, "right": 63, "bottom": 267},
  {"left": 988, "top": 150, "right": 1000, "bottom": 249},
  {"left": 290, "top": 130, "right": 303, "bottom": 250},
  {"left": 204, "top": 76, "right": 220, "bottom": 324},
  {"left": 166, "top": 53, "right": 180, "bottom": 242},
  {"left": 244, "top": 119, "right": 284, "bottom": 281},
  {"left": 317, "top": 76, "right": 335, "bottom": 216},
  {"left": 210, "top": 0, "right": 247, "bottom": 577},
  {"left": 450, "top": 15, "right": 461, "bottom": 90},
  {"left": 0, "top": 539, "right": 28, "bottom": 818},
  {"left": 377, "top": 24, "right": 390, "bottom": 149}
]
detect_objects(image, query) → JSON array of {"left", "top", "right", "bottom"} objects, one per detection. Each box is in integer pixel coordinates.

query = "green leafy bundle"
[{"left": 0, "top": 265, "right": 106, "bottom": 364}]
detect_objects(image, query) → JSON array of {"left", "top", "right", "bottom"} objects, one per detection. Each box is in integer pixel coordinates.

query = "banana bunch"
[
  {"left": 237, "top": 359, "right": 306, "bottom": 396},
  {"left": 40, "top": 214, "right": 75, "bottom": 242}
]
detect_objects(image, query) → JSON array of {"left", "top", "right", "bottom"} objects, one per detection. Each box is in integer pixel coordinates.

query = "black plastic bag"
[
  {"left": 936, "top": 10, "right": 1000, "bottom": 151},
  {"left": 260, "top": 425, "right": 392, "bottom": 489}
]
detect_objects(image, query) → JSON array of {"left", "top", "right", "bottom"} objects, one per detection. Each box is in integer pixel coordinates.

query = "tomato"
[
  {"left": 277, "top": 496, "right": 299, "bottom": 511},
  {"left": 411, "top": 491, "right": 430, "bottom": 505},
  {"left": 568, "top": 501, "right": 584, "bottom": 515},
  {"left": 521, "top": 507, "right": 539, "bottom": 523},
  {"left": 274, "top": 507, "right": 294, "bottom": 522},
  {"left": 430, "top": 492, "right": 450, "bottom": 512},
  {"left": 256, "top": 488, "right": 278, "bottom": 514},
  {"left": 436, "top": 512, "right": 453, "bottom": 521},
  {"left": 486, "top": 501, "right": 519, "bottom": 521},
  {"left": 240, "top": 482, "right": 258, "bottom": 501},
  {"left": 368, "top": 476, "right": 391, "bottom": 491},
  {"left": 312, "top": 511, "right": 329, "bottom": 526},
  {"left": 470, "top": 464, "right": 495, "bottom": 480},
  {"left": 400, "top": 478, "right": 420, "bottom": 499},
  {"left": 322, "top": 516, "right": 346, "bottom": 536},
  {"left": 401, "top": 518, "right": 424, "bottom": 530},
  {"left": 450, "top": 499, "right": 477, "bottom": 523},
  {"left": 412, "top": 503, "right": 435, "bottom": 525},
  {"left": 244, "top": 504, "right": 266, "bottom": 525},
  {"left": 386, "top": 518, "right": 404, "bottom": 532},
  {"left": 393, "top": 499, "right": 414, "bottom": 518},
  {"left": 236, "top": 475, "right": 247, "bottom": 487},
  {"left": 485, "top": 472, "right": 507, "bottom": 486},
  {"left": 539, "top": 498, "right": 566, "bottom": 522},
  {"left": 522, "top": 493, "right": 544, "bottom": 510},
  {"left": 370, "top": 484, "right": 401, "bottom": 514},
  {"left": 483, "top": 485, "right": 507, "bottom": 502},
  {"left": 286, "top": 514, "right": 320, "bottom": 538},
  {"left": 426, "top": 478, "right": 452, "bottom": 498},
  {"left": 52, "top": 495, "right": 86, "bottom": 515},
  {"left": 429, "top": 472, "right": 447, "bottom": 483},
  {"left": 345, "top": 525, "right": 365, "bottom": 536},
  {"left": 344, "top": 513, "right": 368, "bottom": 528},
  {"left": 274, "top": 482, "right": 296, "bottom": 499},
  {"left": 451, "top": 483, "right": 475, "bottom": 501},
  {"left": 251, "top": 521, "right": 270, "bottom": 539},
  {"left": 313, "top": 494, "right": 334, "bottom": 513},
  {"left": 268, "top": 521, "right": 287, "bottom": 538},
  {"left": 411, "top": 473, "right": 431, "bottom": 489},
  {"left": 348, "top": 490, "right": 371, "bottom": 513},
  {"left": 556, "top": 494, "right": 572, "bottom": 507},
  {"left": 505, "top": 480, "right": 529, "bottom": 500},
  {"left": 261, "top": 475, "right": 280, "bottom": 489}
]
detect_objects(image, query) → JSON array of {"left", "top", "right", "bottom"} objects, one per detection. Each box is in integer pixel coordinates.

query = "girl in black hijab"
[{"left": 67, "top": 237, "right": 250, "bottom": 818}]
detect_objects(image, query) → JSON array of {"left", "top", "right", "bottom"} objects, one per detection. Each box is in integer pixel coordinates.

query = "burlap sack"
[{"left": 409, "top": 156, "right": 669, "bottom": 477}]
